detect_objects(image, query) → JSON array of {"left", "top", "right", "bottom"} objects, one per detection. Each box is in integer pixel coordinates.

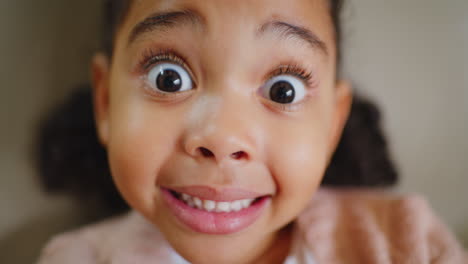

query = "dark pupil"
[
  {"left": 156, "top": 69, "right": 182, "bottom": 92},
  {"left": 269, "top": 81, "right": 295, "bottom": 104}
]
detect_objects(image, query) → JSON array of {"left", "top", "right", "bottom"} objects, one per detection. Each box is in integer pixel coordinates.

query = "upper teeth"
[{"left": 179, "top": 193, "right": 255, "bottom": 212}]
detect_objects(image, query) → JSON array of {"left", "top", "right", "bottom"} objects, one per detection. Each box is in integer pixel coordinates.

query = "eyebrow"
[
  {"left": 128, "top": 10, "right": 202, "bottom": 45},
  {"left": 128, "top": 11, "right": 328, "bottom": 56},
  {"left": 258, "top": 20, "right": 328, "bottom": 56}
]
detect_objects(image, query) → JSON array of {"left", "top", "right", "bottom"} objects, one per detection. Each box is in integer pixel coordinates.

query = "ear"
[
  {"left": 91, "top": 53, "right": 111, "bottom": 147},
  {"left": 328, "top": 80, "right": 352, "bottom": 157}
]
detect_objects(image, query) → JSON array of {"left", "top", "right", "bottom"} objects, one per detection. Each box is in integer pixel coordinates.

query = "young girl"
[{"left": 36, "top": 0, "right": 467, "bottom": 263}]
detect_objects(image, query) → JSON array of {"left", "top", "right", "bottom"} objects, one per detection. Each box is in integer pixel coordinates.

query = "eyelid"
[
  {"left": 258, "top": 64, "right": 318, "bottom": 112},
  {"left": 134, "top": 48, "right": 197, "bottom": 103},
  {"left": 266, "top": 64, "right": 316, "bottom": 88},
  {"left": 137, "top": 48, "right": 197, "bottom": 86},
  {"left": 258, "top": 96, "right": 308, "bottom": 112}
]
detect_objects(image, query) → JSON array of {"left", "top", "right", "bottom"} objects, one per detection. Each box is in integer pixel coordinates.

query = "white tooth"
[
  {"left": 241, "top": 199, "right": 254, "bottom": 208},
  {"left": 216, "top": 202, "right": 231, "bottom": 212},
  {"left": 193, "top": 197, "right": 202, "bottom": 209},
  {"left": 181, "top": 193, "right": 190, "bottom": 201},
  {"left": 230, "top": 200, "right": 242, "bottom": 212},
  {"left": 204, "top": 200, "right": 216, "bottom": 212},
  {"left": 240, "top": 199, "right": 249, "bottom": 208},
  {"left": 187, "top": 199, "right": 196, "bottom": 208}
]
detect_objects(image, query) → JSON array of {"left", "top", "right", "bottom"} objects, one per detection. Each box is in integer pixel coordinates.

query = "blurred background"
[{"left": 0, "top": 0, "right": 467, "bottom": 262}]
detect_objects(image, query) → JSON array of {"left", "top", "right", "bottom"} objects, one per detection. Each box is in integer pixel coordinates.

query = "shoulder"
[
  {"left": 36, "top": 211, "right": 137, "bottom": 264},
  {"left": 295, "top": 188, "right": 468, "bottom": 264},
  {"left": 37, "top": 211, "right": 179, "bottom": 264},
  {"left": 37, "top": 230, "right": 96, "bottom": 264}
]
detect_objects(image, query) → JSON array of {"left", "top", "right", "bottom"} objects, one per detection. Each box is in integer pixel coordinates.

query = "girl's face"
[{"left": 93, "top": 0, "right": 351, "bottom": 262}]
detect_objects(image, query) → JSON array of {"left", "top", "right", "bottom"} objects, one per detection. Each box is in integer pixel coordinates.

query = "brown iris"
[
  {"left": 156, "top": 69, "right": 182, "bottom": 92},
  {"left": 269, "top": 81, "right": 295, "bottom": 104}
]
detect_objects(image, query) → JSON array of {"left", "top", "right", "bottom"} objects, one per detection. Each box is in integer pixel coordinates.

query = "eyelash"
[
  {"left": 139, "top": 48, "right": 191, "bottom": 73},
  {"left": 138, "top": 48, "right": 315, "bottom": 82},
  {"left": 136, "top": 49, "right": 317, "bottom": 109},
  {"left": 267, "top": 64, "right": 316, "bottom": 88}
]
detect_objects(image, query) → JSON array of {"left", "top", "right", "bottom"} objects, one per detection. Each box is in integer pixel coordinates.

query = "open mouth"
[
  {"left": 169, "top": 189, "right": 264, "bottom": 213},
  {"left": 161, "top": 187, "right": 271, "bottom": 234}
]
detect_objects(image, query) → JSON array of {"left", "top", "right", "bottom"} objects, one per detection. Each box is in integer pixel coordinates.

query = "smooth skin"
[{"left": 92, "top": 0, "right": 351, "bottom": 263}]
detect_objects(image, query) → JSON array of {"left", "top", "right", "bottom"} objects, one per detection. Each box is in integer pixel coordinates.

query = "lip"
[{"left": 160, "top": 187, "right": 270, "bottom": 234}]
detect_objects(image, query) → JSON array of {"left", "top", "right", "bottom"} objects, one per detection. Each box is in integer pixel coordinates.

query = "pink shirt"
[{"left": 37, "top": 188, "right": 468, "bottom": 264}]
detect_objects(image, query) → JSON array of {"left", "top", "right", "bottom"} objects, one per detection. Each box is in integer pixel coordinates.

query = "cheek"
[
  {"left": 267, "top": 113, "right": 331, "bottom": 224},
  {"left": 272, "top": 124, "right": 329, "bottom": 193},
  {"left": 106, "top": 94, "right": 183, "bottom": 213}
]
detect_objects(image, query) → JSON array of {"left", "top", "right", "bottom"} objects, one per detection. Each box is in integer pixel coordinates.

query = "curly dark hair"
[{"left": 34, "top": 0, "right": 398, "bottom": 216}]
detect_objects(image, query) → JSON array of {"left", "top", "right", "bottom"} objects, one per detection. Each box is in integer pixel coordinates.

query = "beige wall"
[
  {"left": 0, "top": 0, "right": 466, "bottom": 254},
  {"left": 0, "top": 0, "right": 101, "bottom": 238},
  {"left": 341, "top": 0, "right": 468, "bottom": 242}
]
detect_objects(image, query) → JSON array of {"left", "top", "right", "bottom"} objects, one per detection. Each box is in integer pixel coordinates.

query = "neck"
[{"left": 250, "top": 223, "right": 294, "bottom": 264}]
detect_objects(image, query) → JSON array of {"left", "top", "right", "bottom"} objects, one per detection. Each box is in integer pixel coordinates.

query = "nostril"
[
  {"left": 199, "top": 147, "right": 214, "bottom": 158},
  {"left": 231, "top": 151, "right": 248, "bottom": 160},
  {"left": 196, "top": 148, "right": 248, "bottom": 161}
]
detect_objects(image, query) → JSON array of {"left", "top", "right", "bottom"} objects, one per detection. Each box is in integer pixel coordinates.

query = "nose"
[
  {"left": 183, "top": 97, "right": 257, "bottom": 165},
  {"left": 185, "top": 135, "right": 252, "bottom": 164}
]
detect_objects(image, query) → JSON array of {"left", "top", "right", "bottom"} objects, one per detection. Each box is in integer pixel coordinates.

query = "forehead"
[
  {"left": 121, "top": 0, "right": 335, "bottom": 46},
  {"left": 127, "top": 0, "right": 330, "bottom": 17}
]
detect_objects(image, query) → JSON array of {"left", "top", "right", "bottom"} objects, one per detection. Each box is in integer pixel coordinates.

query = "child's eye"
[
  {"left": 260, "top": 75, "right": 307, "bottom": 104},
  {"left": 146, "top": 62, "right": 193, "bottom": 93}
]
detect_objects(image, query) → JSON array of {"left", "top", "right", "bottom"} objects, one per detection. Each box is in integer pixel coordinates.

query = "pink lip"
[{"left": 161, "top": 187, "right": 270, "bottom": 234}]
